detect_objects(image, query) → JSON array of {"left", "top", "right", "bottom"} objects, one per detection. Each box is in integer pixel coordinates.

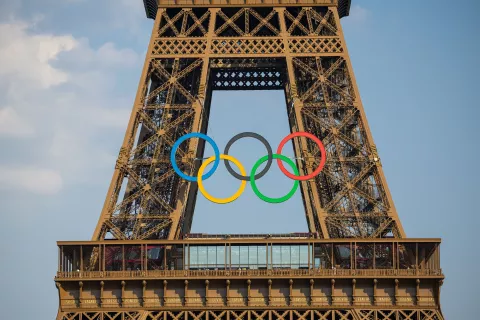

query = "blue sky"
[{"left": 0, "top": 0, "right": 478, "bottom": 319}]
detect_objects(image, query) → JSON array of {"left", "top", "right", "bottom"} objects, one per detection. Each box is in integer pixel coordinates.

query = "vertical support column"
[
  {"left": 247, "top": 279, "right": 251, "bottom": 306},
  {"left": 102, "top": 244, "right": 105, "bottom": 272},
  {"left": 394, "top": 279, "right": 399, "bottom": 305},
  {"left": 438, "top": 279, "right": 443, "bottom": 307},
  {"left": 225, "top": 280, "right": 229, "bottom": 306},
  {"left": 78, "top": 281, "right": 83, "bottom": 307},
  {"left": 184, "top": 280, "right": 188, "bottom": 306},
  {"left": 122, "top": 245, "right": 125, "bottom": 271},
  {"left": 58, "top": 247, "right": 62, "bottom": 273},
  {"left": 354, "top": 242, "right": 357, "bottom": 270},
  {"left": 331, "top": 243, "right": 334, "bottom": 268},
  {"left": 330, "top": 7, "right": 406, "bottom": 237},
  {"left": 373, "top": 279, "right": 377, "bottom": 306},
  {"left": 173, "top": 7, "right": 219, "bottom": 238},
  {"left": 164, "top": 247, "right": 167, "bottom": 271},
  {"left": 163, "top": 280, "right": 167, "bottom": 306},
  {"left": 330, "top": 279, "right": 335, "bottom": 305},
  {"left": 308, "top": 242, "right": 311, "bottom": 269},
  {"left": 352, "top": 279, "right": 356, "bottom": 305},
  {"left": 416, "top": 279, "right": 420, "bottom": 305},
  {"left": 309, "top": 279, "right": 314, "bottom": 305},
  {"left": 416, "top": 242, "right": 419, "bottom": 275},
  {"left": 121, "top": 281, "right": 125, "bottom": 306},
  {"left": 80, "top": 246, "right": 83, "bottom": 272},
  {"left": 92, "top": 8, "right": 164, "bottom": 240},
  {"left": 289, "top": 279, "right": 293, "bottom": 305},
  {"left": 268, "top": 279, "right": 272, "bottom": 305},
  {"left": 56, "top": 283, "right": 62, "bottom": 309},
  {"left": 142, "top": 280, "right": 147, "bottom": 306},
  {"left": 203, "top": 280, "right": 208, "bottom": 306},
  {"left": 275, "top": 7, "right": 329, "bottom": 238},
  {"left": 392, "top": 241, "right": 395, "bottom": 271},
  {"left": 100, "top": 281, "right": 104, "bottom": 307}
]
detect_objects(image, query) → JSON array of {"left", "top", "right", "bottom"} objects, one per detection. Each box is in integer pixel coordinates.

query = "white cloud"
[
  {"left": 0, "top": 166, "right": 63, "bottom": 195},
  {"left": 0, "top": 106, "right": 34, "bottom": 137},
  {"left": 0, "top": 18, "right": 141, "bottom": 194},
  {"left": 0, "top": 21, "right": 77, "bottom": 88}
]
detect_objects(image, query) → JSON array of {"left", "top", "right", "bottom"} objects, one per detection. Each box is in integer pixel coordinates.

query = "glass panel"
[
  {"left": 231, "top": 246, "right": 240, "bottom": 267},
  {"left": 82, "top": 246, "right": 100, "bottom": 272},
  {"left": 125, "top": 245, "right": 142, "bottom": 271},
  {"left": 258, "top": 245, "right": 267, "bottom": 267},
  {"left": 272, "top": 245, "right": 281, "bottom": 268},
  {"left": 423, "top": 243, "right": 437, "bottom": 270},
  {"left": 189, "top": 246, "right": 198, "bottom": 267},
  {"left": 398, "top": 243, "right": 416, "bottom": 269},
  {"left": 105, "top": 246, "right": 123, "bottom": 271},
  {"left": 291, "top": 245, "right": 300, "bottom": 269},
  {"left": 240, "top": 246, "right": 249, "bottom": 268},
  {"left": 355, "top": 243, "right": 373, "bottom": 269},
  {"left": 208, "top": 246, "right": 217, "bottom": 268},
  {"left": 334, "top": 244, "right": 351, "bottom": 269},
  {"left": 217, "top": 246, "right": 225, "bottom": 268},
  {"left": 314, "top": 243, "right": 332, "bottom": 269},
  {"left": 184, "top": 246, "right": 189, "bottom": 269},
  {"left": 146, "top": 245, "right": 163, "bottom": 270},
  {"left": 281, "top": 245, "right": 291, "bottom": 268},
  {"left": 300, "top": 245, "right": 308, "bottom": 268},
  {"left": 226, "top": 245, "right": 230, "bottom": 267},
  {"left": 198, "top": 246, "right": 207, "bottom": 268},
  {"left": 375, "top": 243, "right": 393, "bottom": 269},
  {"left": 249, "top": 246, "right": 258, "bottom": 268}
]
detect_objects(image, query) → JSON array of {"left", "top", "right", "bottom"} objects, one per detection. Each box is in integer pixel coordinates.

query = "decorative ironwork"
[
  {"left": 211, "top": 67, "right": 285, "bottom": 90},
  {"left": 55, "top": 2, "right": 444, "bottom": 320}
]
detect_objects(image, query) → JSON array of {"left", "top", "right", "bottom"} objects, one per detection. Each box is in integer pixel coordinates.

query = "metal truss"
[
  {"left": 92, "top": 5, "right": 405, "bottom": 242},
  {"left": 57, "top": 309, "right": 444, "bottom": 320},
  {"left": 56, "top": 3, "right": 444, "bottom": 319}
]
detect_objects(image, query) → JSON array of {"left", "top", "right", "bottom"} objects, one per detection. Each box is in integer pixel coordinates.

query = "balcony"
[{"left": 55, "top": 238, "right": 443, "bottom": 280}]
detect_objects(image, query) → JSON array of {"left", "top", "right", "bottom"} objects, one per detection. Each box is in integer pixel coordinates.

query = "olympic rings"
[
  {"left": 170, "top": 132, "right": 220, "bottom": 182},
  {"left": 171, "top": 131, "right": 326, "bottom": 204},
  {"left": 197, "top": 154, "right": 247, "bottom": 204},
  {"left": 250, "top": 154, "right": 299, "bottom": 203},
  {"left": 223, "top": 132, "right": 273, "bottom": 181},
  {"left": 276, "top": 132, "right": 326, "bottom": 181}
]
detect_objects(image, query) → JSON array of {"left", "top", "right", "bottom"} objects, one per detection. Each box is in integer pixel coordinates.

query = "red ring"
[{"left": 276, "top": 132, "right": 326, "bottom": 181}]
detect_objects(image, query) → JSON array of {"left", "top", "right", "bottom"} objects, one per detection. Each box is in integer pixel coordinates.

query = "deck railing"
[{"left": 56, "top": 267, "right": 442, "bottom": 279}]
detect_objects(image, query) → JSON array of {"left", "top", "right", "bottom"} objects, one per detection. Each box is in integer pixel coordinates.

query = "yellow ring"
[{"left": 197, "top": 154, "right": 247, "bottom": 204}]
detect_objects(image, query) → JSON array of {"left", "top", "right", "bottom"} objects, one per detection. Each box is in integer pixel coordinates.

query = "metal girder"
[
  {"left": 57, "top": 309, "right": 444, "bottom": 320},
  {"left": 143, "top": 1, "right": 353, "bottom": 19},
  {"left": 93, "top": 5, "right": 406, "bottom": 243},
  {"left": 60, "top": 3, "right": 444, "bottom": 319}
]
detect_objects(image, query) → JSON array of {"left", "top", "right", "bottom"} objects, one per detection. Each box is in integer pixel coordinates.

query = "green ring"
[{"left": 250, "top": 154, "right": 299, "bottom": 203}]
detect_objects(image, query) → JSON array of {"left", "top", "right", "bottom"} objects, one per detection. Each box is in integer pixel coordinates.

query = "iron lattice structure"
[
  {"left": 54, "top": 1, "right": 444, "bottom": 319},
  {"left": 93, "top": 1, "right": 405, "bottom": 242}
]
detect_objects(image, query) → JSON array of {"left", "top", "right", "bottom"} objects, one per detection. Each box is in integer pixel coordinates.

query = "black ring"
[{"left": 223, "top": 132, "right": 273, "bottom": 181}]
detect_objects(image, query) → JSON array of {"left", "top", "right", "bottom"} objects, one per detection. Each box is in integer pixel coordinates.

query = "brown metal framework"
[
  {"left": 92, "top": 3, "right": 405, "bottom": 243},
  {"left": 56, "top": 238, "right": 444, "bottom": 319},
  {"left": 55, "top": 1, "right": 444, "bottom": 319}
]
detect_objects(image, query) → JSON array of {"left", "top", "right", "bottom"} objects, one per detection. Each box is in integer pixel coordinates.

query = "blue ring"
[{"left": 170, "top": 132, "right": 220, "bottom": 182}]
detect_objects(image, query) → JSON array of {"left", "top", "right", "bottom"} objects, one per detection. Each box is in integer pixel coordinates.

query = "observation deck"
[
  {"left": 142, "top": 0, "right": 352, "bottom": 19},
  {"left": 55, "top": 236, "right": 443, "bottom": 310}
]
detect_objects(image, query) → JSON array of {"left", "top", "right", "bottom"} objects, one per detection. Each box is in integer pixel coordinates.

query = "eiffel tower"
[{"left": 54, "top": 1, "right": 445, "bottom": 319}]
